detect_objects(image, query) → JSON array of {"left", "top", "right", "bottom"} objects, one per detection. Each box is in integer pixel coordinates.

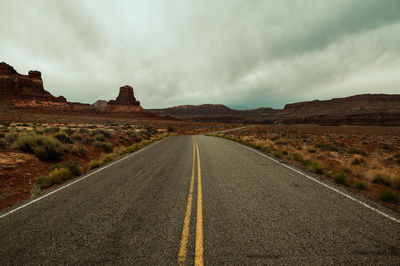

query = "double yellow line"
[{"left": 178, "top": 137, "right": 204, "bottom": 266}]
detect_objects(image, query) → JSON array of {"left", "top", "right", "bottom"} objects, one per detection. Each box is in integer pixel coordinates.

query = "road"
[{"left": 1, "top": 135, "right": 399, "bottom": 265}]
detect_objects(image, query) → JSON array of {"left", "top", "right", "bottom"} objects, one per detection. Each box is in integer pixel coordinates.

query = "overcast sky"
[{"left": 1, "top": 0, "right": 399, "bottom": 109}]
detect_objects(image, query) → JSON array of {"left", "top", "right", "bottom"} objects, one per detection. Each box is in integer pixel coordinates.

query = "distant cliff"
[{"left": 147, "top": 94, "right": 400, "bottom": 126}]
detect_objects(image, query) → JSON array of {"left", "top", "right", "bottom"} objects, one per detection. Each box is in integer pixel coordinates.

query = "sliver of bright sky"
[{"left": 1, "top": 0, "right": 400, "bottom": 109}]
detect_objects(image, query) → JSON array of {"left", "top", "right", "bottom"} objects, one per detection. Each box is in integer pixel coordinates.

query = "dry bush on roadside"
[
  {"left": 5, "top": 131, "right": 18, "bottom": 145},
  {"left": 94, "top": 141, "right": 113, "bottom": 153},
  {"left": 47, "top": 160, "right": 82, "bottom": 176},
  {"left": 13, "top": 133, "right": 64, "bottom": 161},
  {"left": 380, "top": 189, "right": 399, "bottom": 203},
  {"left": 102, "top": 154, "right": 113, "bottom": 163},
  {"left": 334, "top": 171, "right": 348, "bottom": 186},
  {"left": 39, "top": 168, "right": 72, "bottom": 188},
  {"left": 89, "top": 160, "right": 102, "bottom": 169},
  {"left": 365, "top": 169, "right": 393, "bottom": 186}
]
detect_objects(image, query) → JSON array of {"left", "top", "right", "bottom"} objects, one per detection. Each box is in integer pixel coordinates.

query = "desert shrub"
[
  {"left": 290, "top": 152, "right": 304, "bottom": 162},
  {"left": 351, "top": 154, "right": 367, "bottom": 165},
  {"left": 13, "top": 134, "right": 64, "bottom": 161},
  {"left": 39, "top": 168, "right": 72, "bottom": 188},
  {"left": 71, "top": 145, "right": 87, "bottom": 156},
  {"left": 315, "top": 143, "right": 340, "bottom": 152},
  {"left": 43, "top": 127, "right": 60, "bottom": 134},
  {"left": 334, "top": 171, "right": 348, "bottom": 186},
  {"left": 126, "top": 130, "right": 135, "bottom": 136},
  {"left": 344, "top": 167, "right": 352, "bottom": 174},
  {"left": 31, "top": 183, "right": 41, "bottom": 196},
  {"left": 355, "top": 181, "right": 367, "bottom": 190},
  {"left": 0, "top": 127, "right": 9, "bottom": 133},
  {"left": 0, "top": 139, "right": 6, "bottom": 148},
  {"left": 91, "top": 128, "right": 112, "bottom": 138},
  {"left": 274, "top": 139, "right": 288, "bottom": 145},
  {"left": 119, "top": 135, "right": 129, "bottom": 142},
  {"left": 79, "top": 128, "right": 89, "bottom": 134},
  {"left": 94, "top": 141, "right": 113, "bottom": 153},
  {"left": 47, "top": 160, "right": 82, "bottom": 176},
  {"left": 125, "top": 144, "right": 138, "bottom": 153},
  {"left": 302, "top": 160, "right": 324, "bottom": 174},
  {"left": 379, "top": 143, "right": 390, "bottom": 150},
  {"left": 380, "top": 189, "right": 399, "bottom": 203},
  {"left": 53, "top": 132, "right": 73, "bottom": 144},
  {"left": 5, "top": 132, "right": 18, "bottom": 144},
  {"left": 270, "top": 135, "right": 280, "bottom": 141},
  {"left": 63, "top": 128, "right": 75, "bottom": 136},
  {"left": 133, "top": 134, "right": 143, "bottom": 143},
  {"left": 282, "top": 150, "right": 288, "bottom": 155},
  {"left": 167, "top": 126, "right": 175, "bottom": 132},
  {"left": 89, "top": 160, "right": 102, "bottom": 169},
  {"left": 83, "top": 137, "right": 94, "bottom": 145},
  {"left": 273, "top": 151, "right": 282, "bottom": 159},
  {"left": 259, "top": 146, "right": 270, "bottom": 153},
  {"left": 145, "top": 125, "right": 155, "bottom": 134},
  {"left": 102, "top": 154, "right": 113, "bottom": 163},
  {"left": 71, "top": 134, "right": 82, "bottom": 142},
  {"left": 372, "top": 173, "right": 392, "bottom": 186},
  {"left": 348, "top": 148, "right": 368, "bottom": 157},
  {"left": 0, "top": 133, "right": 5, "bottom": 138},
  {"left": 94, "top": 133, "right": 105, "bottom": 141}
]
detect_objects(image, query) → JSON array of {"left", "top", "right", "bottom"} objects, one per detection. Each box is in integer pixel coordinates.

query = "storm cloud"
[{"left": 1, "top": 0, "right": 399, "bottom": 109}]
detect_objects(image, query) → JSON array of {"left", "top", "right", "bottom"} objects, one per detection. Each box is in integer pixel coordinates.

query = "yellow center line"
[
  {"left": 178, "top": 137, "right": 196, "bottom": 265},
  {"left": 194, "top": 138, "right": 204, "bottom": 266},
  {"left": 177, "top": 137, "right": 204, "bottom": 266}
]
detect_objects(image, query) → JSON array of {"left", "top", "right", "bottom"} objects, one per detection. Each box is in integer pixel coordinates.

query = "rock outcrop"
[
  {"left": 104, "top": 85, "right": 143, "bottom": 113},
  {"left": 0, "top": 62, "right": 69, "bottom": 109},
  {"left": 92, "top": 100, "right": 108, "bottom": 110}
]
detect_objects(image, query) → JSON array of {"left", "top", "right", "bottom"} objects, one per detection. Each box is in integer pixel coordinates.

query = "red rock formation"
[
  {"left": 0, "top": 62, "right": 69, "bottom": 109},
  {"left": 92, "top": 100, "right": 108, "bottom": 110},
  {"left": 108, "top": 85, "right": 140, "bottom": 106},
  {"left": 104, "top": 85, "right": 143, "bottom": 113}
]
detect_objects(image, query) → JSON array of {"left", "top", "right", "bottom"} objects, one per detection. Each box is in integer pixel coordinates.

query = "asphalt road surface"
[{"left": 1, "top": 135, "right": 399, "bottom": 265}]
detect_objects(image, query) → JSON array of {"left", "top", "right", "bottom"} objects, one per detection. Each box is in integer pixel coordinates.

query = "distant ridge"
[{"left": 147, "top": 94, "right": 400, "bottom": 126}]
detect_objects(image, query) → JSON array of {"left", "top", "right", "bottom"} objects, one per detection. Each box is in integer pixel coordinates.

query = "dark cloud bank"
[{"left": 1, "top": 0, "right": 399, "bottom": 109}]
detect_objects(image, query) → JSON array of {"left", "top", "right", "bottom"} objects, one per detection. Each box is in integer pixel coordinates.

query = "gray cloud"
[{"left": 1, "top": 0, "right": 399, "bottom": 109}]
